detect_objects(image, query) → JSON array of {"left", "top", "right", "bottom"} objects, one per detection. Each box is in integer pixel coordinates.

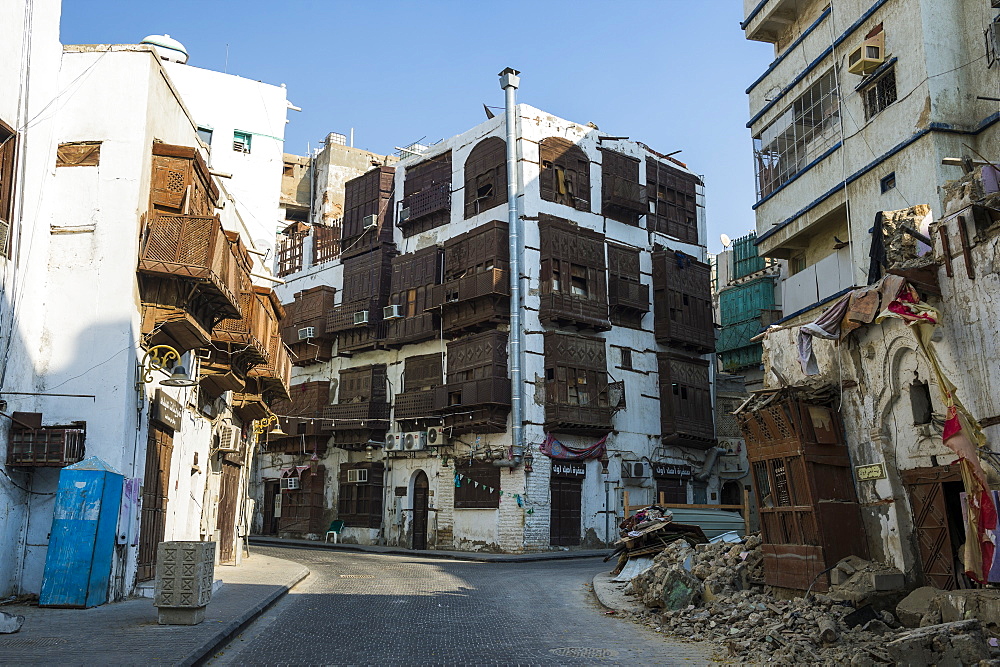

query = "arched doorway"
[
  {"left": 412, "top": 471, "right": 429, "bottom": 550},
  {"left": 720, "top": 481, "right": 742, "bottom": 507}
]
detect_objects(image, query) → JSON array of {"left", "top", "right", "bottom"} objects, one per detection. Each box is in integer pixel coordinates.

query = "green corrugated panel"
[
  {"left": 733, "top": 232, "right": 765, "bottom": 279},
  {"left": 718, "top": 277, "right": 776, "bottom": 326},
  {"left": 717, "top": 319, "right": 761, "bottom": 353},
  {"left": 719, "top": 344, "right": 763, "bottom": 372}
]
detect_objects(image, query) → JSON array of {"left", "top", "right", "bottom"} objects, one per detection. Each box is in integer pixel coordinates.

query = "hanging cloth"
[{"left": 539, "top": 434, "right": 608, "bottom": 461}]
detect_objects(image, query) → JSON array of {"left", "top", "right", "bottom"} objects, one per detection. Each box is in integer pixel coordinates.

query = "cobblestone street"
[{"left": 209, "top": 546, "right": 715, "bottom": 665}]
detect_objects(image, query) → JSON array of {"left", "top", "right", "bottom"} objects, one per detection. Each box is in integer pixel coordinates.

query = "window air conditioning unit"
[
  {"left": 353, "top": 311, "right": 369, "bottom": 326},
  {"left": 0, "top": 221, "right": 9, "bottom": 258},
  {"left": 403, "top": 431, "right": 426, "bottom": 451},
  {"left": 347, "top": 468, "right": 368, "bottom": 483},
  {"left": 622, "top": 461, "right": 647, "bottom": 479},
  {"left": 383, "top": 305, "right": 404, "bottom": 320},
  {"left": 425, "top": 426, "right": 445, "bottom": 447},
  {"left": 385, "top": 432, "right": 404, "bottom": 452},
  {"left": 363, "top": 214, "right": 378, "bottom": 229},
  {"left": 232, "top": 140, "right": 249, "bottom": 153},
  {"left": 216, "top": 426, "right": 241, "bottom": 453},
  {"left": 848, "top": 33, "right": 885, "bottom": 75},
  {"left": 280, "top": 476, "right": 300, "bottom": 491},
  {"left": 298, "top": 326, "right": 316, "bottom": 340}
]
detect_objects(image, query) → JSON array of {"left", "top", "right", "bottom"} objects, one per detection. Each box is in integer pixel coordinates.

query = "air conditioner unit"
[
  {"left": 298, "top": 326, "right": 316, "bottom": 340},
  {"left": 383, "top": 305, "right": 404, "bottom": 320},
  {"left": 216, "top": 426, "right": 241, "bottom": 452},
  {"left": 622, "top": 461, "right": 647, "bottom": 479},
  {"left": 425, "top": 426, "right": 446, "bottom": 447},
  {"left": 848, "top": 33, "right": 885, "bottom": 75},
  {"left": 363, "top": 214, "right": 378, "bottom": 229},
  {"left": 0, "top": 221, "right": 9, "bottom": 258},
  {"left": 403, "top": 430, "right": 426, "bottom": 451},
  {"left": 385, "top": 432, "right": 404, "bottom": 452},
  {"left": 280, "top": 476, "right": 300, "bottom": 491},
  {"left": 353, "top": 311, "right": 369, "bottom": 326},
  {"left": 347, "top": 468, "right": 368, "bottom": 483},
  {"left": 232, "top": 140, "right": 249, "bottom": 153}
]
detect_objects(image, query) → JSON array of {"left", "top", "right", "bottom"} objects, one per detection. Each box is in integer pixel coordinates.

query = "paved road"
[{"left": 209, "top": 545, "right": 713, "bottom": 666}]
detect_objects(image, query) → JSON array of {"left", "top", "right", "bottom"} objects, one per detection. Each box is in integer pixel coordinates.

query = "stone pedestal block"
[{"left": 153, "top": 541, "right": 216, "bottom": 625}]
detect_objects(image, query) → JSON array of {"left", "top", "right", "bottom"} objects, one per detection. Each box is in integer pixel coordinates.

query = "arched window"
[
  {"left": 463, "top": 137, "right": 507, "bottom": 218},
  {"left": 539, "top": 137, "right": 591, "bottom": 211}
]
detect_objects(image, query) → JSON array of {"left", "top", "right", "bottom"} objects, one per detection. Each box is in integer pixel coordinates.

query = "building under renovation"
[{"left": 254, "top": 74, "right": 721, "bottom": 552}]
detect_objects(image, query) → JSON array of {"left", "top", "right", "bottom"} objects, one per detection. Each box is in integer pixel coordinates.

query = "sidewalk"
[
  {"left": 250, "top": 535, "right": 610, "bottom": 562},
  {"left": 0, "top": 551, "right": 308, "bottom": 666},
  {"left": 591, "top": 570, "right": 649, "bottom": 614}
]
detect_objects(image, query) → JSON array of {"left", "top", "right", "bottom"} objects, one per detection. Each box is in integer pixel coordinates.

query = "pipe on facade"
[
  {"left": 496, "top": 67, "right": 524, "bottom": 470},
  {"left": 694, "top": 447, "right": 726, "bottom": 482}
]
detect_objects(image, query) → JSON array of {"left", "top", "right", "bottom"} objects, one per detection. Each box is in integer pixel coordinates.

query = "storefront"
[{"left": 550, "top": 461, "right": 586, "bottom": 546}]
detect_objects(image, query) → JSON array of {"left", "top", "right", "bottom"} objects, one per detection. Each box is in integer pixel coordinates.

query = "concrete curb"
[
  {"left": 249, "top": 536, "right": 610, "bottom": 563},
  {"left": 184, "top": 564, "right": 310, "bottom": 667},
  {"left": 592, "top": 571, "right": 648, "bottom": 615}
]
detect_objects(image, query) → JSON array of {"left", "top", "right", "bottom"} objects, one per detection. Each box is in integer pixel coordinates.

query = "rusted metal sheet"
[
  {"left": 651, "top": 250, "right": 713, "bottom": 353},
  {"left": 657, "top": 353, "right": 714, "bottom": 448},
  {"left": 539, "top": 137, "right": 591, "bottom": 211},
  {"left": 401, "top": 151, "right": 452, "bottom": 235},
  {"left": 341, "top": 166, "right": 395, "bottom": 259},
  {"left": 464, "top": 137, "right": 507, "bottom": 218},
  {"left": 538, "top": 215, "right": 610, "bottom": 331},
  {"left": 56, "top": 141, "right": 101, "bottom": 167},
  {"left": 600, "top": 149, "right": 645, "bottom": 225},
  {"left": 647, "top": 158, "right": 700, "bottom": 244}
]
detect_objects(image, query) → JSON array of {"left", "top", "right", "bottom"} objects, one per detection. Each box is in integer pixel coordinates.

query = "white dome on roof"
[{"left": 140, "top": 34, "right": 188, "bottom": 64}]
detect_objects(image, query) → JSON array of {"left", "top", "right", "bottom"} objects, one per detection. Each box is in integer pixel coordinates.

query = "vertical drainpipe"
[{"left": 497, "top": 67, "right": 524, "bottom": 468}]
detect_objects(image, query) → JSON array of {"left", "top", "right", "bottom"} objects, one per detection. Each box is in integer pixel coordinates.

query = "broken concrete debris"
[
  {"left": 0, "top": 610, "right": 23, "bottom": 634},
  {"left": 621, "top": 535, "right": 998, "bottom": 664}
]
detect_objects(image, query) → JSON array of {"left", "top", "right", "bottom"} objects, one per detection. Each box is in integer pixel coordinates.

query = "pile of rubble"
[{"left": 622, "top": 535, "right": 997, "bottom": 665}]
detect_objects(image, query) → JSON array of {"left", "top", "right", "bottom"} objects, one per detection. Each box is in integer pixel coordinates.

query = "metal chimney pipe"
[{"left": 496, "top": 67, "right": 524, "bottom": 469}]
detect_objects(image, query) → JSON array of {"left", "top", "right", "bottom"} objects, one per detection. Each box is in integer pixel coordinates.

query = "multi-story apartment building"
[
  {"left": 258, "top": 75, "right": 718, "bottom": 552},
  {"left": 744, "top": 0, "right": 1000, "bottom": 323},
  {"left": 0, "top": 2, "right": 291, "bottom": 602}
]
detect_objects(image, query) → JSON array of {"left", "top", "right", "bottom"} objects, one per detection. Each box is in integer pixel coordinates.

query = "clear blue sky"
[{"left": 60, "top": 1, "right": 774, "bottom": 254}]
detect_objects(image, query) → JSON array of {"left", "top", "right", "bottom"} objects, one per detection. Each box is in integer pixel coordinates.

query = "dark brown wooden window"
[
  {"left": 341, "top": 166, "right": 394, "bottom": 259},
  {"left": 454, "top": 460, "right": 500, "bottom": 508},
  {"left": 543, "top": 332, "right": 612, "bottom": 436},
  {"left": 387, "top": 246, "right": 443, "bottom": 346},
  {"left": 601, "top": 150, "right": 645, "bottom": 225},
  {"left": 607, "top": 243, "right": 648, "bottom": 328},
  {"left": 647, "top": 158, "right": 700, "bottom": 244},
  {"left": 538, "top": 216, "right": 610, "bottom": 331},
  {"left": 464, "top": 137, "right": 507, "bottom": 218},
  {"left": 337, "top": 364, "right": 387, "bottom": 403},
  {"left": 651, "top": 250, "right": 713, "bottom": 353},
  {"left": 657, "top": 353, "right": 714, "bottom": 448},
  {"left": 149, "top": 143, "right": 217, "bottom": 217},
  {"left": 0, "top": 119, "right": 16, "bottom": 255},
  {"left": 401, "top": 151, "right": 451, "bottom": 236},
  {"left": 539, "top": 137, "right": 590, "bottom": 211},
  {"left": 404, "top": 353, "right": 442, "bottom": 392},
  {"left": 338, "top": 462, "right": 384, "bottom": 527},
  {"left": 619, "top": 348, "right": 633, "bottom": 370}
]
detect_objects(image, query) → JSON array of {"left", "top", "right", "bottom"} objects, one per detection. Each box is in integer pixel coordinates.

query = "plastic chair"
[{"left": 325, "top": 519, "right": 345, "bottom": 543}]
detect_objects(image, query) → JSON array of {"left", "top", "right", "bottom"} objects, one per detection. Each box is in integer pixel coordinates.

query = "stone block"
[
  {"left": 157, "top": 606, "right": 206, "bottom": 625},
  {"left": 885, "top": 620, "right": 988, "bottom": 666},
  {"left": 154, "top": 541, "right": 216, "bottom": 609},
  {"left": 871, "top": 572, "right": 905, "bottom": 591},
  {"left": 896, "top": 586, "right": 943, "bottom": 628},
  {"left": 0, "top": 611, "right": 23, "bottom": 634},
  {"left": 829, "top": 567, "right": 851, "bottom": 586}
]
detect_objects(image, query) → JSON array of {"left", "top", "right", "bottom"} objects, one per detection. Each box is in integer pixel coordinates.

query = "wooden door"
[
  {"left": 217, "top": 460, "right": 242, "bottom": 564},
  {"left": 550, "top": 478, "right": 583, "bottom": 546},
  {"left": 412, "top": 471, "right": 429, "bottom": 550},
  {"left": 262, "top": 480, "right": 279, "bottom": 535},
  {"left": 138, "top": 425, "right": 174, "bottom": 582},
  {"left": 904, "top": 466, "right": 961, "bottom": 590}
]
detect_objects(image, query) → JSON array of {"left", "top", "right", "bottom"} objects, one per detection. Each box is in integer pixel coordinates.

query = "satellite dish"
[{"left": 720, "top": 233, "right": 732, "bottom": 248}]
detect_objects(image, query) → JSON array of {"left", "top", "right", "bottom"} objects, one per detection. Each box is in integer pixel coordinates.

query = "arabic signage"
[
  {"left": 653, "top": 463, "right": 692, "bottom": 479},
  {"left": 153, "top": 389, "right": 183, "bottom": 431},
  {"left": 856, "top": 463, "right": 887, "bottom": 481},
  {"left": 551, "top": 462, "right": 587, "bottom": 478}
]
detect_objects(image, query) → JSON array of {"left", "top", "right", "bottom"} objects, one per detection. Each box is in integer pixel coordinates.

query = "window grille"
[
  {"left": 753, "top": 70, "right": 841, "bottom": 199},
  {"left": 862, "top": 69, "right": 898, "bottom": 120}
]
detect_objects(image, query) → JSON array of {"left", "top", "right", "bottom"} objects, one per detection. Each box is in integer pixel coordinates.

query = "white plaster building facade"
[
  {"left": 744, "top": 0, "right": 1000, "bottom": 325},
  {"left": 257, "top": 101, "right": 720, "bottom": 552},
  {"left": 0, "top": 4, "right": 291, "bottom": 601}
]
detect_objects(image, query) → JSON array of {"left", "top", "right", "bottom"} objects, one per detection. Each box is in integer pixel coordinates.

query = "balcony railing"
[
  {"left": 608, "top": 279, "right": 650, "bottom": 312},
  {"left": 323, "top": 401, "right": 391, "bottom": 429},
  {"left": 248, "top": 333, "right": 292, "bottom": 401},
  {"left": 386, "top": 312, "right": 437, "bottom": 347},
  {"left": 393, "top": 390, "right": 437, "bottom": 421},
  {"left": 138, "top": 214, "right": 241, "bottom": 319},
  {"left": 435, "top": 377, "right": 512, "bottom": 411},
  {"left": 328, "top": 298, "right": 381, "bottom": 334},
  {"left": 213, "top": 290, "right": 270, "bottom": 366},
  {"left": 538, "top": 292, "right": 611, "bottom": 331},
  {"left": 401, "top": 184, "right": 451, "bottom": 223},
  {"left": 8, "top": 426, "right": 86, "bottom": 467},
  {"left": 544, "top": 402, "right": 614, "bottom": 437},
  {"left": 437, "top": 268, "right": 510, "bottom": 305}
]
